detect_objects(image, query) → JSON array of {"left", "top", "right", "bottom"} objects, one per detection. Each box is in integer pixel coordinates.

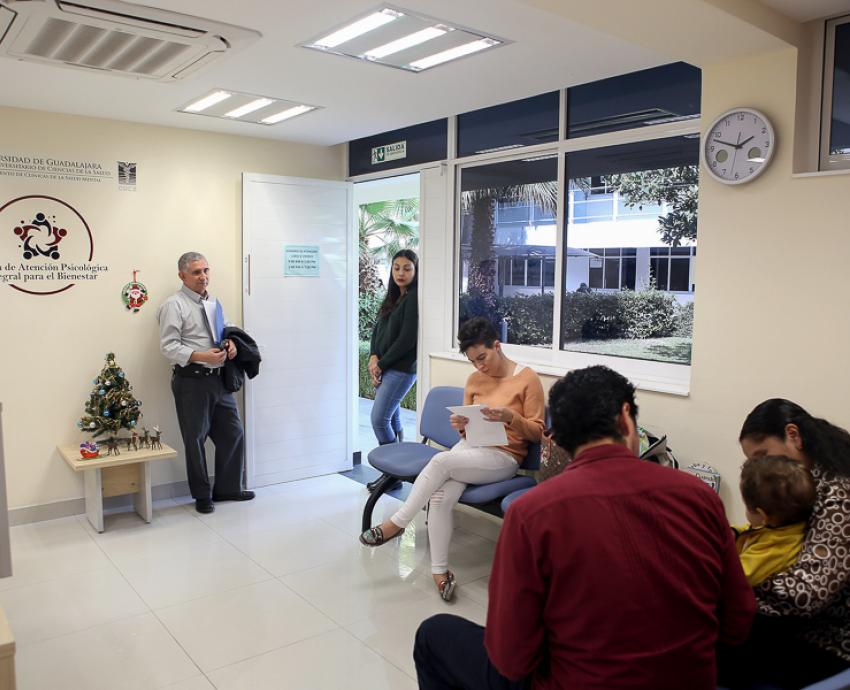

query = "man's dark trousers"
[
  {"left": 171, "top": 369, "right": 244, "bottom": 499},
  {"left": 414, "top": 614, "right": 529, "bottom": 690}
]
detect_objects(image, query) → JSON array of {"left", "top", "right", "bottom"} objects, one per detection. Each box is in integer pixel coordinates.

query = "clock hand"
[
  {"left": 713, "top": 138, "right": 740, "bottom": 147},
  {"left": 739, "top": 135, "right": 755, "bottom": 147},
  {"left": 730, "top": 131, "right": 742, "bottom": 173}
]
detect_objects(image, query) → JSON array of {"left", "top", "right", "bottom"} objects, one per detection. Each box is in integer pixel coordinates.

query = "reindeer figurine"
[
  {"left": 140, "top": 427, "right": 151, "bottom": 449},
  {"left": 104, "top": 437, "right": 121, "bottom": 456},
  {"left": 125, "top": 429, "right": 139, "bottom": 452},
  {"left": 150, "top": 426, "right": 163, "bottom": 450}
]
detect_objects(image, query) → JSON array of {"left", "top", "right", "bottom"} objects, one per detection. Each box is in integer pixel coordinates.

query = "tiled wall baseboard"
[{"left": 9, "top": 480, "right": 191, "bottom": 526}]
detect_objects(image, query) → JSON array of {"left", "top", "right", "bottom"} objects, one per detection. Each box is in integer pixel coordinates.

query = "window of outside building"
[
  {"left": 567, "top": 62, "right": 701, "bottom": 139},
  {"left": 822, "top": 16, "right": 850, "bottom": 170},
  {"left": 458, "top": 156, "right": 558, "bottom": 347},
  {"left": 457, "top": 91, "right": 560, "bottom": 157},
  {"left": 562, "top": 136, "right": 699, "bottom": 365}
]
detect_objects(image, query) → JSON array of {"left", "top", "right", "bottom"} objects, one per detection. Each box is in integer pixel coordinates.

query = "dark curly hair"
[
  {"left": 548, "top": 365, "right": 638, "bottom": 455},
  {"left": 740, "top": 399, "right": 850, "bottom": 477},
  {"left": 740, "top": 455, "right": 816, "bottom": 526},
  {"left": 457, "top": 316, "right": 499, "bottom": 354}
]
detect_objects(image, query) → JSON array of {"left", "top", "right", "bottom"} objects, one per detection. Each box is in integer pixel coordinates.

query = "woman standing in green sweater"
[{"left": 369, "top": 249, "right": 418, "bottom": 446}]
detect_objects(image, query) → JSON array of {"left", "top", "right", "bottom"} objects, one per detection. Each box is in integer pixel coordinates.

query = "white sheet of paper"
[{"left": 446, "top": 405, "right": 509, "bottom": 448}]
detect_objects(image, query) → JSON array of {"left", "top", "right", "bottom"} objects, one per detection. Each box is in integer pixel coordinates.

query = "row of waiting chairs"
[{"left": 361, "top": 386, "right": 538, "bottom": 532}]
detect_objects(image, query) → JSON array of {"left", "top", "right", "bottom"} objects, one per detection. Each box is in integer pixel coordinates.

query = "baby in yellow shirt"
[{"left": 734, "top": 455, "right": 816, "bottom": 587}]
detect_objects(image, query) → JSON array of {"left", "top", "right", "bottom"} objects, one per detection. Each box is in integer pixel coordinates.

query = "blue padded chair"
[
  {"left": 362, "top": 386, "right": 463, "bottom": 532},
  {"left": 715, "top": 669, "right": 850, "bottom": 690},
  {"left": 459, "top": 438, "right": 540, "bottom": 517},
  {"left": 500, "top": 485, "right": 535, "bottom": 514},
  {"left": 804, "top": 668, "right": 850, "bottom": 690}
]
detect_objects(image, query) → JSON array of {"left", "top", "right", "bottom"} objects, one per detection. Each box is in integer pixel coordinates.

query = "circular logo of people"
[{"left": 0, "top": 195, "right": 94, "bottom": 295}]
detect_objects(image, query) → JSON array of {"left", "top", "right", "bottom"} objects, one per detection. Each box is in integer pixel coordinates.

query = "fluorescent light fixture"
[
  {"left": 313, "top": 8, "right": 402, "bottom": 49},
  {"left": 224, "top": 98, "right": 274, "bottom": 118},
  {"left": 179, "top": 89, "right": 319, "bottom": 125},
  {"left": 410, "top": 38, "right": 498, "bottom": 70},
  {"left": 300, "top": 7, "right": 508, "bottom": 73},
  {"left": 183, "top": 90, "right": 232, "bottom": 112},
  {"left": 261, "top": 104, "right": 315, "bottom": 124},
  {"left": 364, "top": 26, "right": 446, "bottom": 59}
]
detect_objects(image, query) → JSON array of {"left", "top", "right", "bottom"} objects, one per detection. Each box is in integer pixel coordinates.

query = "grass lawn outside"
[{"left": 562, "top": 337, "right": 692, "bottom": 364}]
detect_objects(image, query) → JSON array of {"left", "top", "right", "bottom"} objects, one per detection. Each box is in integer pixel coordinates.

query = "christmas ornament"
[{"left": 121, "top": 269, "right": 149, "bottom": 313}]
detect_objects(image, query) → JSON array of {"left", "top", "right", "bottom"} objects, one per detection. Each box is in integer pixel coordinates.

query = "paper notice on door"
[{"left": 446, "top": 405, "right": 509, "bottom": 448}]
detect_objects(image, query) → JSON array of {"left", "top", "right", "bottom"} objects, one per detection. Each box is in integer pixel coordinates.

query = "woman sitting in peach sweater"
[{"left": 360, "top": 316, "right": 545, "bottom": 601}]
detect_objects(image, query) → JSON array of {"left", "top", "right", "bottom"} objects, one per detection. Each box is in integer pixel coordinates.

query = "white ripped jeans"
[{"left": 389, "top": 439, "right": 517, "bottom": 574}]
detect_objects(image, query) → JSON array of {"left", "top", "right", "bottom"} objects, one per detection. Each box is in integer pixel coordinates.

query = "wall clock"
[{"left": 703, "top": 108, "right": 775, "bottom": 185}]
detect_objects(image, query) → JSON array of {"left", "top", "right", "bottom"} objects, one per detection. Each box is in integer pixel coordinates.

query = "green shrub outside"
[
  {"left": 618, "top": 289, "right": 677, "bottom": 338},
  {"left": 358, "top": 341, "right": 417, "bottom": 410},
  {"left": 461, "top": 289, "right": 694, "bottom": 343},
  {"left": 500, "top": 293, "right": 554, "bottom": 345},
  {"left": 673, "top": 300, "right": 694, "bottom": 337},
  {"left": 560, "top": 292, "right": 627, "bottom": 341},
  {"left": 359, "top": 291, "right": 382, "bottom": 341}
]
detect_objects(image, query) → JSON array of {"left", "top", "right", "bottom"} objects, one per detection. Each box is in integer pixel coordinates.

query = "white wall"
[{"left": 0, "top": 106, "right": 344, "bottom": 514}]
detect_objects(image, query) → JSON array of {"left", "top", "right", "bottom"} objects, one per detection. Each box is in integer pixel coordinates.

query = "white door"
[{"left": 242, "top": 174, "right": 355, "bottom": 487}]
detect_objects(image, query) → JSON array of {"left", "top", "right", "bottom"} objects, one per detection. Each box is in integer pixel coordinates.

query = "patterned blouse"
[{"left": 756, "top": 464, "right": 850, "bottom": 661}]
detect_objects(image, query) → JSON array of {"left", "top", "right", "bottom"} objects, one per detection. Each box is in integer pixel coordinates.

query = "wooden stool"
[{"left": 58, "top": 444, "right": 177, "bottom": 532}]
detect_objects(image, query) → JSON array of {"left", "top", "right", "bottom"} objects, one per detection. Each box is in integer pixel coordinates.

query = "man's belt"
[{"left": 173, "top": 363, "right": 222, "bottom": 377}]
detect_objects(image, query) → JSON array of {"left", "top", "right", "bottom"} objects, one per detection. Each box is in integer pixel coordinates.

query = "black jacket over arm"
[{"left": 222, "top": 326, "right": 261, "bottom": 393}]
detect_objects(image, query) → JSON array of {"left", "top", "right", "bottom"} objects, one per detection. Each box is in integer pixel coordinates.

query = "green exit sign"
[{"left": 371, "top": 140, "right": 407, "bottom": 165}]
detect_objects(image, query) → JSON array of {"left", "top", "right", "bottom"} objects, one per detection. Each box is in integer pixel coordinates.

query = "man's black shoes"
[
  {"left": 195, "top": 498, "right": 215, "bottom": 514},
  {"left": 212, "top": 490, "right": 256, "bottom": 502}
]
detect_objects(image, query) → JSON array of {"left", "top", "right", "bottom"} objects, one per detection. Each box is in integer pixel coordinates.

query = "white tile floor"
[{"left": 2, "top": 473, "right": 499, "bottom": 689}]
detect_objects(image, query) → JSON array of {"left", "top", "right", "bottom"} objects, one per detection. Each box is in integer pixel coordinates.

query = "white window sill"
[
  {"left": 429, "top": 347, "right": 691, "bottom": 397},
  {"left": 792, "top": 167, "right": 850, "bottom": 178}
]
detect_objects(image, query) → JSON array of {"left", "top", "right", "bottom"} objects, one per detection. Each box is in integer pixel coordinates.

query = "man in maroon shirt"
[{"left": 414, "top": 365, "right": 755, "bottom": 690}]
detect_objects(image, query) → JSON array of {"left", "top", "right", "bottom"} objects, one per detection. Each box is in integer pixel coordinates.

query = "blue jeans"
[{"left": 371, "top": 369, "right": 416, "bottom": 445}]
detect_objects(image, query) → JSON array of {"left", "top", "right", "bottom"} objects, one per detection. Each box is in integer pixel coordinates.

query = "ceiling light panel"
[
  {"left": 178, "top": 89, "right": 319, "bottom": 125},
  {"left": 300, "top": 5, "right": 507, "bottom": 72}
]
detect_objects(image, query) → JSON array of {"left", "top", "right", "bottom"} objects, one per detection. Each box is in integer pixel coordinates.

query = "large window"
[
  {"left": 561, "top": 136, "right": 699, "bottom": 365},
  {"left": 822, "top": 16, "right": 850, "bottom": 170},
  {"left": 458, "top": 157, "right": 558, "bottom": 347}
]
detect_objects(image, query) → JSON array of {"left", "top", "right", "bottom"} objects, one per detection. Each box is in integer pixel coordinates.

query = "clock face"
[{"left": 703, "top": 108, "right": 775, "bottom": 185}]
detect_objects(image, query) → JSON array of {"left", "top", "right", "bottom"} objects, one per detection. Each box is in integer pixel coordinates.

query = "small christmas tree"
[{"left": 78, "top": 353, "right": 142, "bottom": 438}]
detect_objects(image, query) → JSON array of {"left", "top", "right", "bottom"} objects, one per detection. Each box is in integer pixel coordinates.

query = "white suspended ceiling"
[{"left": 0, "top": 0, "right": 816, "bottom": 146}]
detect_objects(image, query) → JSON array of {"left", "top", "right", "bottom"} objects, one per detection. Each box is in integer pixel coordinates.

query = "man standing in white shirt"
[{"left": 157, "top": 251, "right": 254, "bottom": 513}]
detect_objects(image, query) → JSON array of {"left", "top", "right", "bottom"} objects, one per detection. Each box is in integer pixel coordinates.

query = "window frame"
[
  {"left": 820, "top": 14, "right": 850, "bottom": 172},
  {"left": 347, "top": 76, "right": 702, "bottom": 397},
  {"left": 452, "top": 100, "right": 700, "bottom": 395}
]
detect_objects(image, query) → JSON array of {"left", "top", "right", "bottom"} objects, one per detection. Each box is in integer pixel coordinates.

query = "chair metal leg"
[
  {"left": 362, "top": 474, "right": 398, "bottom": 533},
  {"left": 366, "top": 473, "right": 401, "bottom": 493}
]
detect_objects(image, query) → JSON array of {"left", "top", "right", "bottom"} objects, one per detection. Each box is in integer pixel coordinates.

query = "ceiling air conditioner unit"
[{"left": 0, "top": 0, "right": 260, "bottom": 80}]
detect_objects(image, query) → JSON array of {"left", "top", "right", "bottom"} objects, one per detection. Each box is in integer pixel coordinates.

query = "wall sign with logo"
[
  {"left": 371, "top": 140, "right": 407, "bottom": 165},
  {"left": 0, "top": 195, "right": 108, "bottom": 295},
  {"left": 0, "top": 153, "right": 138, "bottom": 191},
  {"left": 284, "top": 245, "right": 320, "bottom": 277}
]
